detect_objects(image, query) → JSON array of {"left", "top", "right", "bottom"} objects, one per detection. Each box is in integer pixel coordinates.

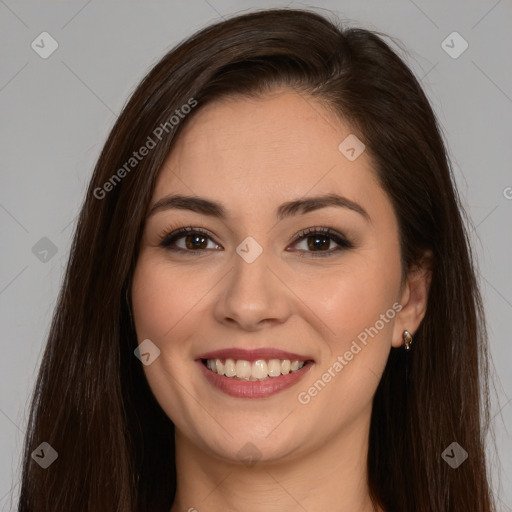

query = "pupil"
[
  {"left": 186, "top": 234, "right": 207, "bottom": 250},
  {"left": 308, "top": 235, "right": 329, "bottom": 251}
]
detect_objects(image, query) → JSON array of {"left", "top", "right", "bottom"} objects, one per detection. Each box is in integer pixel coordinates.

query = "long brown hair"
[{"left": 17, "top": 8, "right": 495, "bottom": 511}]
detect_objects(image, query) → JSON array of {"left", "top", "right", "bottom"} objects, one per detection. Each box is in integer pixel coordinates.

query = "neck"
[{"left": 170, "top": 409, "right": 381, "bottom": 512}]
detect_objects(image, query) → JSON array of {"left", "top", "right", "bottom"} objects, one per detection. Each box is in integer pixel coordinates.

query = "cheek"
[
  {"left": 313, "top": 252, "right": 401, "bottom": 348},
  {"left": 130, "top": 254, "right": 203, "bottom": 422},
  {"left": 300, "top": 246, "right": 402, "bottom": 420},
  {"left": 295, "top": 260, "right": 401, "bottom": 427},
  {"left": 131, "top": 253, "right": 208, "bottom": 342},
  {"left": 131, "top": 261, "right": 174, "bottom": 340}
]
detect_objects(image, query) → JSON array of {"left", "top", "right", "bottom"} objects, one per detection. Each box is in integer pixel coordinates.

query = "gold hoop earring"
[{"left": 403, "top": 330, "right": 413, "bottom": 350}]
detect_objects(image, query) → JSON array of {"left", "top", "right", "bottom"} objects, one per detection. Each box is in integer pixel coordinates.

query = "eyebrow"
[{"left": 147, "top": 193, "right": 370, "bottom": 222}]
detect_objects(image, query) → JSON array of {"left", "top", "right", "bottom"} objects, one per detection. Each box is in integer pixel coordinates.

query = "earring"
[{"left": 403, "top": 330, "right": 413, "bottom": 350}]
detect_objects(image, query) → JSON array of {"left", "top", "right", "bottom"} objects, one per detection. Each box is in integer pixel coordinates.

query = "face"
[{"left": 131, "top": 89, "right": 409, "bottom": 464}]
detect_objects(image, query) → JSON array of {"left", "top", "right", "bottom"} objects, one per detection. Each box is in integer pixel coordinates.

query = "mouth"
[{"left": 195, "top": 348, "right": 314, "bottom": 398}]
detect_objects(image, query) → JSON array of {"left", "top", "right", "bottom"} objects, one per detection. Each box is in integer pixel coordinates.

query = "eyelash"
[{"left": 157, "top": 225, "right": 354, "bottom": 258}]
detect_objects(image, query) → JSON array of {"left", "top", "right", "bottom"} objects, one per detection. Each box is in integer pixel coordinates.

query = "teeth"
[
  {"left": 267, "top": 359, "right": 282, "bottom": 377},
  {"left": 204, "top": 358, "right": 306, "bottom": 380},
  {"left": 215, "top": 359, "right": 225, "bottom": 375},
  {"left": 235, "top": 359, "right": 252, "bottom": 379},
  {"left": 252, "top": 359, "right": 268, "bottom": 379},
  {"left": 224, "top": 358, "right": 236, "bottom": 377}
]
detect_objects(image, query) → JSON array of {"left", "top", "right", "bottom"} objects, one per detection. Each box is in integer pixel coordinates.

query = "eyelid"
[
  {"left": 157, "top": 225, "right": 219, "bottom": 247},
  {"left": 157, "top": 224, "right": 353, "bottom": 256},
  {"left": 290, "top": 226, "right": 345, "bottom": 243},
  {"left": 288, "top": 226, "right": 353, "bottom": 257}
]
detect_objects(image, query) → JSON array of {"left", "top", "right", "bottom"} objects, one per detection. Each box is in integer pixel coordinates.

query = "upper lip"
[{"left": 196, "top": 348, "right": 314, "bottom": 362}]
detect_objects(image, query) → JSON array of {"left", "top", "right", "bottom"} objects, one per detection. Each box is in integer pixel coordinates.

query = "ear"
[{"left": 391, "top": 250, "right": 433, "bottom": 348}]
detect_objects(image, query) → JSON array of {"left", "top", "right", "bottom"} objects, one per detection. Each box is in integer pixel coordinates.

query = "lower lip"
[{"left": 197, "top": 360, "right": 313, "bottom": 399}]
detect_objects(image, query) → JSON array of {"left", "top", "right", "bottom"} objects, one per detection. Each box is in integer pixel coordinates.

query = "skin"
[{"left": 131, "top": 89, "right": 431, "bottom": 512}]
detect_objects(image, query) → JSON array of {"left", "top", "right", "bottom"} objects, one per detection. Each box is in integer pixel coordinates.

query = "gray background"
[{"left": 1, "top": 0, "right": 511, "bottom": 509}]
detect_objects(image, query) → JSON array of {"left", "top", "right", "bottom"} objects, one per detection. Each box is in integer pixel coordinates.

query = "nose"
[{"left": 213, "top": 248, "right": 292, "bottom": 331}]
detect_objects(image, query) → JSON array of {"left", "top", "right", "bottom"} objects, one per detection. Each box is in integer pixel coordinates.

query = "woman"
[{"left": 17, "top": 8, "right": 495, "bottom": 512}]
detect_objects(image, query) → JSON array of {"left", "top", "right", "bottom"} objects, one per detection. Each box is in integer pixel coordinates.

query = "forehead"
[{"left": 152, "top": 90, "right": 382, "bottom": 216}]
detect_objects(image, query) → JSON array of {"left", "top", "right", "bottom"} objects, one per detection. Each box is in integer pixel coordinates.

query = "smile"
[
  {"left": 196, "top": 348, "right": 314, "bottom": 398},
  {"left": 205, "top": 358, "right": 306, "bottom": 380}
]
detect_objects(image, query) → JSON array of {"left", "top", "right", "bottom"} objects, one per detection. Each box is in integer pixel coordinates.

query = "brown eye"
[
  {"left": 288, "top": 227, "right": 353, "bottom": 258},
  {"left": 305, "top": 234, "right": 331, "bottom": 251},
  {"left": 159, "top": 227, "right": 221, "bottom": 253},
  {"left": 159, "top": 225, "right": 353, "bottom": 257},
  {"left": 183, "top": 233, "right": 208, "bottom": 250}
]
